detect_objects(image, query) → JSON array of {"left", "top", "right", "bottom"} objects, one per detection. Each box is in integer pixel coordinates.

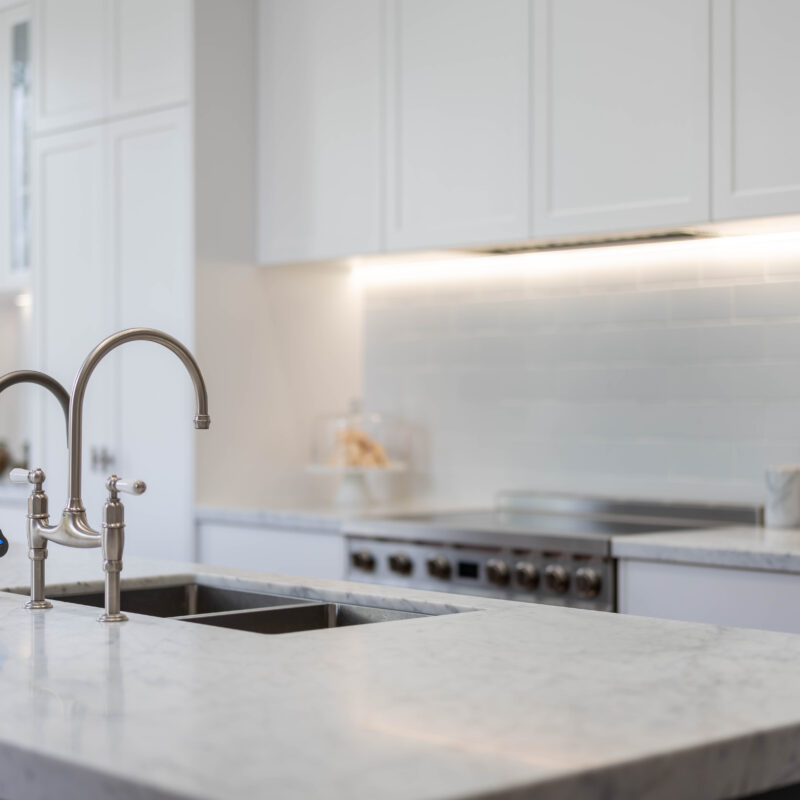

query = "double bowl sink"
[{"left": 39, "top": 580, "right": 438, "bottom": 636}]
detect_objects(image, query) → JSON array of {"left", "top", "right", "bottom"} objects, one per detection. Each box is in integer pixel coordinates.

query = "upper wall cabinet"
[
  {"left": 258, "top": 0, "right": 383, "bottom": 264},
  {"left": 532, "top": 0, "right": 710, "bottom": 239},
  {"left": 384, "top": 0, "right": 530, "bottom": 252},
  {"left": 33, "top": 0, "right": 190, "bottom": 134},
  {"left": 33, "top": 0, "right": 106, "bottom": 133},
  {"left": 108, "top": 0, "right": 190, "bottom": 117},
  {"left": 256, "top": 0, "right": 800, "bottom": 265},
  {"left": 712, "top": 0, "right": 800, "bottom": 220}
]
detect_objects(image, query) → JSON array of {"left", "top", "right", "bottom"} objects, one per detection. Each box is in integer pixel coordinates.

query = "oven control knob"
[
  {"left": 351, "top": 550, "right": 375, "bottom": 572},
  {"left": 515, "top": 561, "right": 539, "bottom": 590},
  {"left": 486, "top": 559, "right": 510, "bottom": 586},
  {"left": 575, "top": 567, "right": 602, "bottom": 598},
  {"left": 388, "top": 553, "right": 413, "bottom": 575},
  {"left": 545, "top": 564, "right": 569, "bottom": 594},
  {"left": 426, "top": 555, "right": 452, "bottom": 580}
]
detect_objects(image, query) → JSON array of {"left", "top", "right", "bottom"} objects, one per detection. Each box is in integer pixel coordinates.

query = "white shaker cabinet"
[
  {"left": 110, "top": 108, "right": 194, "bottom": 561},
  {"left": 384, "top": 0, "right": 529, "bottom": 251},
  {"left": 32, "top": 125, "right": 117, "bottom": 520},
  {"left": 33, "top": 110, "right": 195, "bottom": 560},
  {"left": 33, "top": 0, "right": 190, "bottom": 134},
  {"left": 108, "top": 0, "right": 190, "bottom": 118},
  {"left": 33, "top": 0, "right": 106, "bottom": 132},
  {"left": 619, "top": 558, "right": 800, "bottom": 635},
  {"left": 196, "top": 520, "right": 346, "bottom": 581},
  {"left": 258, "top": 0, "right": 382, "bottom": 264},
  {"left": 532, "top": 0, "right": 710, "bottom": 238},
  {"left": 712, "top": 0, "right": 800, "bottom": 220}
]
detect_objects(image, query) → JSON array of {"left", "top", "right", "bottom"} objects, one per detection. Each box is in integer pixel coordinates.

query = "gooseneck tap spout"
[
  {"left": 67, "top": 328, "right": 210, "bottom": 513},
  {"left": 0, "top": 370, "right": 70, "bottom": 434}
]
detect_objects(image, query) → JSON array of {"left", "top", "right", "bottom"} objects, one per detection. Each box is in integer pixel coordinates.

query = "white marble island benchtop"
[{"left": 2, "top": 547, "right": 800, "bottom": 799}]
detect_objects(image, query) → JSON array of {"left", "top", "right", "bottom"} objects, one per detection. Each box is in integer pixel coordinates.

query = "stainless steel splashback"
[{"left": 495, "top": 491, "right": 763, "bottom": 528}]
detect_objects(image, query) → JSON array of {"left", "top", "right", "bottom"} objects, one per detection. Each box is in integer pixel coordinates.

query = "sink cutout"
[
  {"left": 50, "top": 582, "right": 314, "bottom": 618},
  {"left": 33, "top": 580, "right": 444, "bottom": 635},
  {"left": 175, "top": 602, "right": 423, "bottom": 634}
]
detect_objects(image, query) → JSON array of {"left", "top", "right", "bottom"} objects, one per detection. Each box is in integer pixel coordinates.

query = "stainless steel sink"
[
  {"left": 175, "top": 602, "right": 423, "bottom": 634},
  {"left": 43, "top": 580, "right": 432, "bottom": 634},
  {"left": 52, "top": 582, "right": 315, "bottom": 618}
]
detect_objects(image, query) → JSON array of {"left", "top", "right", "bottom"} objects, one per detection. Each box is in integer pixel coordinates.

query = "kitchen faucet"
[
  {"left": 8, "top": 328, "right": 210, "bottom": 622},
  {"left": 0, "top": 370, "right": 70, "bottom": 609}
]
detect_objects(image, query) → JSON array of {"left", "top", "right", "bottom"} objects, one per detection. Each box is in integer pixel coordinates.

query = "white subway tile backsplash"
[
  {"left": 364, "top": 243, "right": 800, "bottom": 503},
  {"left": 734, "top": 281, "right": 800, "bottom": 319},
  {"left": 763, "top": 402, "right": 800, "bottom": 440},
  {"left": 764, "top": 322, "right": 800, "bottom": 358},
  {"left": 550, "top": 294, "right": 614, "bottom": 327},
  {"left": 611, "top": 291, "right": 670, "bottom": 325},
  {"left": 669, "top": 287, "right": 731, "bottom": 322}
]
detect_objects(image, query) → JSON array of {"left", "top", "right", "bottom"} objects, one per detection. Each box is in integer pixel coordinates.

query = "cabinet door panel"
[
  {"left": 259, "top": 0, "right": 382, "bottom": 264},
  {"left": 110, "top": 109, "right": 193, "bottom": 561},
  {"left": 108, "top": 0, "right": 190, "bottom": 116},
  {"left": 533, "top": 0, "right": 710, "bottom": 237},
  {"left": 712, "top": 0, "right": 800, "bottom": 220},
  {"left": 33, "top": 0, "right": 107, "bottom": 132},
  {"left": 197, "top": 521, "right": 346, "bottom": 580},
  {"left": 33, "top": 126, "right": 116, "bottom": 521},
  {"left": 385, "top": 0, "right": 530, "bottom": 251},
  {"left": 619, "top": 559, "right": 800, "bottom": 635}
]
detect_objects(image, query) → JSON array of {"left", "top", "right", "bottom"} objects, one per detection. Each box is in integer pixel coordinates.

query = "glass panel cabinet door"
[
  {"left": 10, "top": 19, "right": 30, "bottom": 274},
  {"left": 0, "top": 6, "right": 31, "bottom": 287}
]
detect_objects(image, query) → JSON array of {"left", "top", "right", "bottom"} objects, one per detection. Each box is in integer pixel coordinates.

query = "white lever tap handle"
[
  {"left": 9, "top": 468, "right": 45, "bottom": 487},
  {"left": 107, "top": 476, "right": 146, "bottom": 496},
  {"left": 9, "top": 468, "right": 31, "bottom": 484}
]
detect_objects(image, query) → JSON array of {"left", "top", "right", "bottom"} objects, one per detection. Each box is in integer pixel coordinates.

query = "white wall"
[
  {"left": 195, "top": 260, "right": 362, "bottom": 508},
  {"left": 361, "top": 234, "right": 800, "bottom": 506}
]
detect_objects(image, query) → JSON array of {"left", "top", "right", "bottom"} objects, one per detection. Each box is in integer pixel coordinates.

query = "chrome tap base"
[
  {"left": 98, "top": 612, "right": 128, "bottom": 623},
  {"left": 24, "top": 600, "right": 53, "bottom": 610}
]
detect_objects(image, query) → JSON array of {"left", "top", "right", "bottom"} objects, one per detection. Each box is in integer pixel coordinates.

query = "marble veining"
[
  {"left": 2, "top": 547, "right": 800, "bottom": 798},
  {"left": 613, "top": 525, "right": 800, "bottom": 572}
]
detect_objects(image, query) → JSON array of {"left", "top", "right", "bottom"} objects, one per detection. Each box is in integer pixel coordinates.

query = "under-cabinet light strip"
[{"left": 350, "top": 231, "right": 800, "bottom": 288}]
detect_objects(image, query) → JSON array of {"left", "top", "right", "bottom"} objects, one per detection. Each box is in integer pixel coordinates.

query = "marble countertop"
[
  {"left": 4, "top": 547, "right": 800, "bottom": 799},
  {"left": 195, "top": 500, "right": 479, "bottom": 533},
  {"left": 612, "top": 525, "right": 800, "bottom": 572}
]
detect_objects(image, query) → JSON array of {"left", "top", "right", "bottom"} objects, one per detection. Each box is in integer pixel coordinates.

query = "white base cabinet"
[
  {"left": 196, "top": 521, "right": 345, "bottom": 582},
  {"left": 618, "top": 558, "right": 800, "bottom": 634}
]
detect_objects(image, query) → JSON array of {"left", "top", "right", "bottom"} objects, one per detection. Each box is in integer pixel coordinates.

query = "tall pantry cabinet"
[{"left": 30, "top": 0, "right": 251, "bottom": 559}]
